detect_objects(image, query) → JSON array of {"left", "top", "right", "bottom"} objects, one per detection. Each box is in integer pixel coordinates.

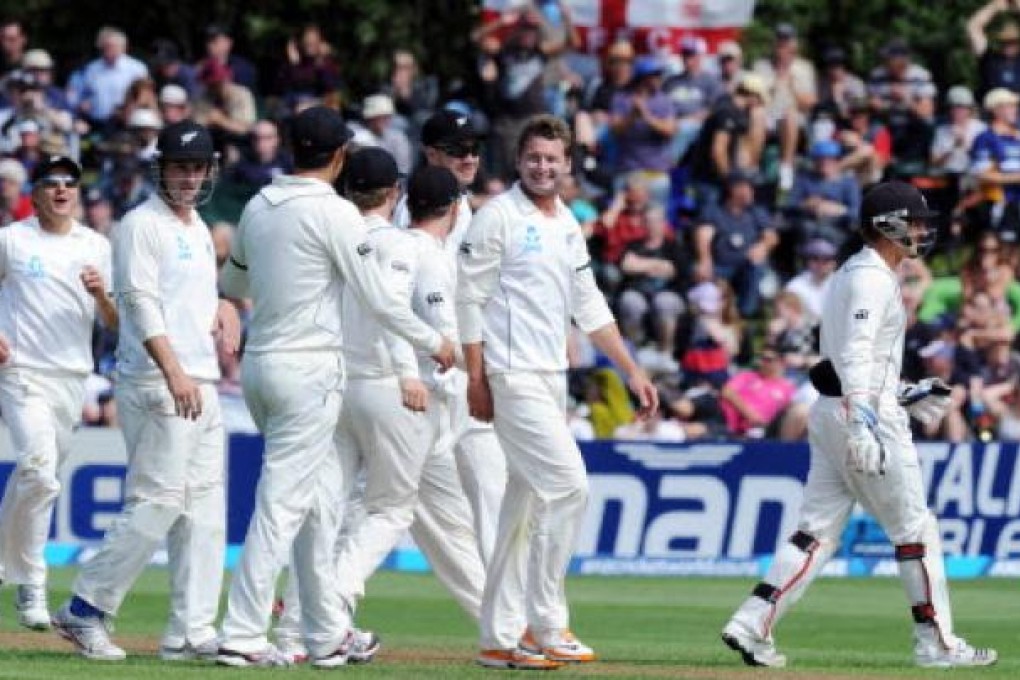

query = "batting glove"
[
  {"left": 897, "top": 378, "right": 953, "bottom": 425},
  {"left": 846, "top": 396, "right": 885, "bottom": 476}
]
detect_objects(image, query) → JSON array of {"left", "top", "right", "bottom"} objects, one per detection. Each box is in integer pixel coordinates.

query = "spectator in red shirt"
[
  {"left": 839, "top": 96, "right": 892, "bottom": 185},
  {"left": 593, "top": 177, "right": 651, "bottom": 293},
  {"left": 719, "top": 344, "right": 796, "bottom": 437},
  {"left": 0, "top": 157, "right": 31, "bottom": 225}
]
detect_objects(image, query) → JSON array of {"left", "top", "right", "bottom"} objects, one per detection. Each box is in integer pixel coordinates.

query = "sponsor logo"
[
  {"left": 426, "top": 291, "right": 444, "bottom": 305},
  {"left": 854, "top": 309, "right": 869, "bottom": 320},
  {"left": 356, "top": 242, "right": 373, "bottom": 257}
]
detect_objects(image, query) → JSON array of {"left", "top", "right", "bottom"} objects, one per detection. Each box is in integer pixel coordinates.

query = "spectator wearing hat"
[
  {"left": 610, "top": 55, "right": 677, "bottom": 207},
  {"left": 787, "top": 139, "right": 860, "bottom": 246},
  {"left": 693, "top": 169, "right": 777, "bottom": 317},
  {"left": 83, "top": 188, "right": 116, "bottom": 237},
  {"left": 867, "top": 38, "right": 933, "bottom": 112},
  {"left": 784, "top": 237, "right": 837, "bottom": 320},
  {"left": 350, "top": 94, "right": 412, "bottom": 176},
  {"left": 685, "top": 72, "right": 767, "bottom": 208},
  {"left": 149, "top": 39, "right": 198, "bottom": 99},
  {"left": 202, "top": 24, "right": 257, "bottom": 94},
  {"left": 21, "top": 49, "right": 71, "bottom": 114},
  {"left": 971, "top": 86, "right": 1020, "bottom": 233},
  {"left": 158, "top": 84, "right": 190, "bottom": 126},
  {"left": 0, "top": 70, "right": 73, "bottom": 156},
  {"left": 192, "top": 59, "right": 256, "bottom": 159},
  {"left": 663, "top": 37, "right": 724, "bottom": 159},
  {"left": 226, "top": 119, "right": 292, "bottom": 193},
  {"left": 968, "top": 0, "right": 1020, "bottom": 99},
  {"left": 127, "top": 107, "right": 162, "bottom": 161},
  {"left": 716, "top": 41, "right": 746, "bottom": 95},
  {"left": 817, "top": 46, "right": 866, "bottom": 119},
  {"left": 886, "top": 81, "right": 938, "bottom": 175},
  {"left": 69, "top": 27, "right": 149, "bottom": 127},
  {"left": 931, "top": 86, "right": 986, "bottom": 175},
  {"left": 752, "top": 23, "right": 818, "bottom": 191},
  {"left": 0, "top": 157, "right": 31, "bottom": 224}
]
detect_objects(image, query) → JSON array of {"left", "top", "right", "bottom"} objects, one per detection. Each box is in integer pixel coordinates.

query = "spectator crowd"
[{"left": 6, "top": 0, "right": 1020, "bottom": 443}]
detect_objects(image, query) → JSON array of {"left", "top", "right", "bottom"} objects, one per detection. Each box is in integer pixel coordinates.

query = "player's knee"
[{"left": 17, "top": 455, "right": 60, "bottom": 499}]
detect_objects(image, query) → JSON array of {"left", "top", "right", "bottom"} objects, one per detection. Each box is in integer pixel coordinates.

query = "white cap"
[
  {"left": 128, "top": 107, "right": 163, "bottom": 130},
  {"left": 946, "top": 85, "right": 975, "bottom": 108},
  {"left": 362, "top": 94, "right": 395, "bottom": 119},
  {"left": 984, "top": 87, "right": 1020, "bottom": 111},
  {"left": 717, "top": 40, "right": 742, "bottom": 59},
  {"left": 17, "top": 119, "right": 39, "bottom": 135},
  {"left": 0, "top": 158, "right": 26, "bottom": 185},
  {"left": 22, "top": 49, "right": 53, "bottom": 70},
  {"left": 159, "top": 83, "right": 188, "bottom": 106}
]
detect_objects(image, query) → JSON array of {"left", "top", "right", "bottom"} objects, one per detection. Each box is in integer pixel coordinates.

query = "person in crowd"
[
  {"left": 610, "top": 55, "right": 677, "bottom": 206},
  {"left": 680, "top": 279, "right": 742, "bottom": 389},
  {"left": 0, "top": 20, "right": 26, "bottom": 76},
  {"left": 158, "top": 84, "right": 191, "bottom": 126},
  {"left": 192, "top": 60, "right": 256, "bottom": 159},
  {"left": 693, "top": 169, "right": 777, "bottom": 317},
  {"left": 867, "top": 38, "right": 934, "bottom": 112},
  {"left": 225, "top": 119, "right": 292, "bottom": 192},
  {"left": 767, "top": 291, "right": 819, "bottom": 382},
  {"left": 817, "top": 46, "right": 866, "bottom": 119},
  {"left": 752, "top": 23, "right": 817, "bottom": 191},
  {"left": 718, "top": 344, "right": 796, "bottom": 438},
  {"left": 71, "top": 27, "right": 149, "bottom": 128},
  {"left": 886, "top": 82, "right": 937, "bottom": 175},
  {"left": 583, "top": 39, "right": 634, "bottom": 127},
  {"left": 202, "top": 24, "right": 257, "bottom": 94},
  {"left": 838, "top": 96, "right": 892, "bottom": 185},
  {"left": 930, "top": 86, "right": 986, "bottom": 176},
  {"left": 784, "top": 237, "right": 837, "bottom": 320},
  {"left": 787, "top": 139, "right": 861, "bottom": 246},
  {"left": 383, "top": 49, "right": 438, "bottom": 136},
  {"left": 275, "top": 23, "right": 342, "bottom": 107},
  {"left": 685, "top": 72, "right": 768, "bottom": 208},
  {"left": 149, "top": 39, "right": 198, "bottom": 98},
  {"left": 968, "top": 0, "right": 1020, "bottom": 98},
  {"left": 664, "top": 36, "right": 723, "bottom": 161},
  {"left": 21, "top": 49, "right": 71, "bottom": 114},
  {"left": 591, "top": 177, "right": 652, "bottom": 293},
  {"left": 616, "top": 206, "right": 685, "bottom": 373},
  {"left": 0, "top": 157, "right": 31, "bottom": 224},
  {"left": 717, "top": 40, "right": 746, "bottom": 94},
  {"left": 350, "top": 94, "right": 412, "bottom": 175},
  {"left": 971, "top": 87, "right": 1020, "bottom": 233}
]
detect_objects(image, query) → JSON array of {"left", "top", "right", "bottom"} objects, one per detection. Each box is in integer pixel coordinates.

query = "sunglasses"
[
  {"left": 438, "top": 141, "right": 480, "bottom": 159},
  {"left": 39, "top": 174, "right": 79, "bottom": 189}
]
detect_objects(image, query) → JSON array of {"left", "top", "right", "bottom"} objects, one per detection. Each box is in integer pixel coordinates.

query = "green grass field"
[{"left": 0, "top": 568, "right": 1015, "bottom": 679}]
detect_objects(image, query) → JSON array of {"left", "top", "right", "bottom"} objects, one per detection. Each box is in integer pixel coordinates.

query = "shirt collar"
[{"left": 509, "top": 182, "right": 567, "bottom": 219}]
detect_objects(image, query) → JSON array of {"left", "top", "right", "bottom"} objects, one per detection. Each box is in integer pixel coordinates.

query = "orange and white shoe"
[
  {"left": 520, "top": 628, "right": 596, "bottom": 663},
  {"left": 477, "top": 646, "right": 563, "bottom": 670}
]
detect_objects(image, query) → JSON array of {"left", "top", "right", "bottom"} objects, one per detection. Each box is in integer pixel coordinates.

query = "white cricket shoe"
[
  {"left": 15, "top": 584, "right": 50, "bottom": 631},
  {"left": 915, "top": 632, "right": 997, "bottom": 668},
  {"left": 159, "top": 637, "right": 219, "bottom": 661},
  {"left": 347, "top": 627, "right": 381, "bottom": 664},
  {"left": 721, "top": 619, "right": 787, "bottom": 668},
  {"left": 215, "top": 644, "right": 293, "bottom": 668},
  {"left": 275, "top": 636, "right": 309, "bottom": 665},
  {"left": 52, "top": 602, "right": 126, "bottom": 661},
  {"left": 520, "top": 627, "right": 595, "bottom": 663}
]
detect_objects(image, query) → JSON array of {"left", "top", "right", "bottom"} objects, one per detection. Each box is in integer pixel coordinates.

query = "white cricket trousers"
[
  {"left": 449, "top": 378, "right": 506, "bottom": 567},
  {"left": 219, "top": 351, "right": 350, "bottom": 658},
  {"left": 73, "top": 379, "right": 224, "bottom": 649},
  {"left": 333, "top": 377, "right": 484, "bottom": 618},
  {"left": 0, "top": 369, "right": 83, "bottom": 586},
  {"left": 481, "top": 371, "right": 586, "bottom": 650}
]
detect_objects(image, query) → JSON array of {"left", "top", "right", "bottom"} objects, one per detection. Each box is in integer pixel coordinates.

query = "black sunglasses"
[
  {"left": 39, "top": 174, "right": 79, "bottom": 189},
  {"left": 438, "top": 141, "right": 480, "bottom": 159}
]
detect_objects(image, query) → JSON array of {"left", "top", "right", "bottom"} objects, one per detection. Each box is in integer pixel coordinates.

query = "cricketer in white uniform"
[
  {"left": 216, "top": 107, "right": 454, "bottom": 669},
  {"left": 274, "top": 155, "right": 487, "bottom": 661},
  {"left": 457, "top": 114, "right": 658, "bottom": 670},
  {"left": 0, "top": 156, "right": 115, "bottom": 632},
  {"left": 55, "top": 121, "right": 241, "bottom": 663},
  {"left": 722, "top": 182, "right": 997, "bottom": 669},
  {"left": 394, "top": 110, "right": 506, "bottom": 564}
]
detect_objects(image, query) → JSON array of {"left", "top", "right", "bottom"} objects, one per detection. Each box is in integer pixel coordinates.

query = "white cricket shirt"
[
  {"left": 456, "top": 183, "right": 614, "bottom": 374},
  {"left": 405, "top": 228, "right": 459, "bottom": 390},
  {"left": 393, "top": 193, "right": 472, "bottom": 257},
  {"left": 0, "top": 217, "right": 111, "bottom": 376},
  {"left": 221, "top": 175, "right": 441, "bottom": 356},
  {"left": 113, "top": 195, "right": 220, "bottom": 382}
]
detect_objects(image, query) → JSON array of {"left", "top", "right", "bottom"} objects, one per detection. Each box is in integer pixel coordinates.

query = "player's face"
[
  {"left": 906, "top": 218, "right": 931, "bottom": 258},
  {"left": 517, "top": 136, "right": 570, "bottom": 198},
  {"left": 162, "top": 160, "right": 211, "bottom": 207},
  {"left": 433, "top": 141, "right": 480, "bottom": 188},
  {"left": 35, "top": 172, "right": 80, "bottom": 219}
]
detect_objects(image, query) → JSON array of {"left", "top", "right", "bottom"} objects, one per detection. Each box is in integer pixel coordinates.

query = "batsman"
[{"left": 722, "top": 181, "right": 997, "bottom": 669}]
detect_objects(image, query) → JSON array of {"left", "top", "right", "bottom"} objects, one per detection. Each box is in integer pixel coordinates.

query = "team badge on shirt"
[
  {"left": 356, "top": 242, "right": 373, "bottom": 257},
  {"left": 26, "top": 255, "right": 44, "bottom": 279},
  {"left": 426, "top": 291, "right": 444, "bottom": 305},
  {"left": 522, "top": 225, "right": 542, "bottom": 254},
  {"left": 176, "top": 234, "right": 193, "bottom": 260}
]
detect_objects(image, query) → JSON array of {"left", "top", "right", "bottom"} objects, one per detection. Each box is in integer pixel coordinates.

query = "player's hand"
[
  {"left": 0, "top": 333, "right": 10, "bottom": 365},
  {"left": 79, "top": 265, "right": 107, "bottom": 300},
  {"left": 400, "top": 377, "right": 429, "bottom": 413},
  {"left": 467, "top": 374, "right": 494, "bottom": 423},
  {"left": 845, "top": 396, "right": 884, "bottom": 475},
  {"left": 212, "top": 299, "right": 241, "bottom": 356},
  {"left": 431, "top": 337, "right": 456, "bottom": 372},
  {"left": 627, "top": 370, "right": 659, "bottom": 421},
  {"left": 167, "top": 369, "right": 203, "bottom": 420},
  {"left": 897, "top": 378, "right": 953, "bottom": 425}
]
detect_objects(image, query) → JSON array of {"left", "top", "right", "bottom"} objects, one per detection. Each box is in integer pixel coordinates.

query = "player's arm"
[
  {"left": 0, "top": 231, "right": 10, "bottom": 363},
  {"left": 219, "top": 210, "right": 250, "bottom": 299},
  {"left": 379, "top": 236, "right": 429, "bottom": 412},
  {"left": 115, "top": 217, "right": 202, "bottom": 420},
  {"left": 835, "top": 268, "right": 896, "bottom": 401},
  {"left": 457, "top": 203, "right": 507, "bottom": 422},
  {"left": 570, "top": 225, "right": 658, "bottom": 419},
  {"left": 328, "top": 204, "right": 452, "bottom": 367}
]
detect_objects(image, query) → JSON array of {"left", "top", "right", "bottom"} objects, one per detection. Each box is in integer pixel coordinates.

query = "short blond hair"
[{"left": 516, "top": 114, "right": 572, "bottom": 160}]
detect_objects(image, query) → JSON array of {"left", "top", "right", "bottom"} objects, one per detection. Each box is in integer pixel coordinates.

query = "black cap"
[
  {"left": 291, "top": 106, "right": 353, "bottom": 161},
  {"left": 823, "top": 46, "right": 847, "bottom": 66},
  {"left": 345, "top": 147, "right": 398, "bottom": 192},
  {"left": 421, "top": 110, "right": 479, "bottom": 148},
  {"left": 774, "top": 23, "right": 797, "bottom": 40},
  {"left": 861, "top": 181, "right": 937, "bottom": 225},
  {"left": 157, "top": 120, "right": 216, "bottom": 163},
  {"left": 205, "top": 24, "right": 230, "bottom": 40},
  {"left": 882, "top": 38, "right": 910, "bottom": 58},
  {"left": 407, "top": 166, "right": 460, "bottom": 217},
  {"left": 32, "top": 154, "right": 82, "bottom": 183},
  {"left": 725, "top": 167, "right": 757, "bottom": 185}
]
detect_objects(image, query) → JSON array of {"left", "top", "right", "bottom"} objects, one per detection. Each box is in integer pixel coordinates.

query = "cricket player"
[
  {"left": 457, "top": 114, "right": 658, "bottom": 670},
  {"left": 0, "top": 156, "right": 115, "bottom": 631},
  {"left": 273, "top": 153, "right": 486, "bottom": 663},
  {"left": 54, "top": 121, "right": 240, "bottom": 662},
  {"left": 395, "top": 109, "right": 505, "bottom": 564},
  {"left": 722, "top": 181, "right": 997, "bottom": 669},
  {"left": 215, "top": 107, "right": 454, "bottom": 668}
]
